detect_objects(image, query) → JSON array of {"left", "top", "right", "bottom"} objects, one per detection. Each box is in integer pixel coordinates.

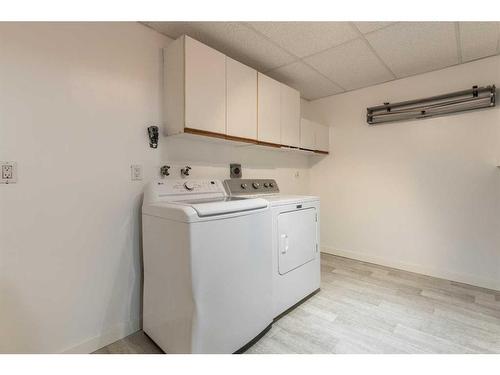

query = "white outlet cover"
[
  {"left": 131, "top": 164, "right": 143, "bottom": 181},
  {"left": 0, "top": 161, "right": 17, "bottom": 184}
]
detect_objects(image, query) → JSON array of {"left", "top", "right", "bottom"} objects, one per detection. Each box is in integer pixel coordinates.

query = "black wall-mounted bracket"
[{"left": 147, "top": 126, "right": 159, "bottom": 148}]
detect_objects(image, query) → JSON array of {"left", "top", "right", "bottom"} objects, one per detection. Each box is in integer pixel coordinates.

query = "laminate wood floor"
[{"left": 94, "top": 254, "right": 500, "bottom": 354}]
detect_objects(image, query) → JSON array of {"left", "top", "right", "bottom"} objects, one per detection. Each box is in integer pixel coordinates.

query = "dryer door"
[{"left": 278, "top": 208, "right": 317, "bottom": 275}]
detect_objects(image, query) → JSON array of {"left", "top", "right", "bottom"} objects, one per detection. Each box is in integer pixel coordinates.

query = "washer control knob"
[
  {"left": 252, "top": 182, "right": 260, "bottom": 189},
  {"left": 241, "top": 183, "right": 248, "bottom": 189},
  {"left": 184, "top": 181, "right": 195, "bottom": 191},
  {"left": 269, "top": 182, "right": 275, "bottom": 188},
  {"left": 264, "top": 183, "right": 269, "bottom": 188}
]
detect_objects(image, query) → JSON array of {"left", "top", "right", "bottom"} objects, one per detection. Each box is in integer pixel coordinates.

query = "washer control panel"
[
  {"left": 156, "top": 179, "right": 224, "bottom": 195},
  {"left": 224, "top": 179, "right": 279, "bottom": 195}
]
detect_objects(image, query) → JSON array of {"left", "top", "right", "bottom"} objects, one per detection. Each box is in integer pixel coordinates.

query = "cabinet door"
[
  {"left": 257, "top": 73, "right": 281, "bottom": 144},
  {"left": 184, "top": 36, "right": 226, "bottom": 134},
  {"left": 280, "top": 84, "right": 300, "bottom": 147},
  {"left": 278, "top": 208, "right": 317, "bottom": 275},
  {"left": 226, "top": 57, "right": 257, "bottom": 140},
  {"left": 315, "top": 122, "right": 330, "bottom": 152},
  {"left": 300, "top": 118, "right": 316, "bottom": 150}
]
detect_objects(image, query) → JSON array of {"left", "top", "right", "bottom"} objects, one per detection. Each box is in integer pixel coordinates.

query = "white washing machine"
[
  {"left": 142, "top": 179, "right": 273, "bottom": 353},
  {"left": 224, "top": 179, "right": 321, "bottom": 318}
]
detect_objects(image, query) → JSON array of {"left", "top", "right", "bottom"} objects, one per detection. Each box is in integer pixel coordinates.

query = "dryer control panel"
[{"left": 224, "top": 179, "right": 280, "bottom": 195}]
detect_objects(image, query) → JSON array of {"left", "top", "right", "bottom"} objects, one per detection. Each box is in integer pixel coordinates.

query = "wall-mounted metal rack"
[{"left": 367, "top": 85, "right": 496, "bottom": 125}]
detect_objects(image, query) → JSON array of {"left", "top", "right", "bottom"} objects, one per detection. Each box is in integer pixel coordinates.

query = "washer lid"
[
  {"left": 143, "top": 197, "right": 269, "bottom": 221},
  {"left": 176, "top": 197, "right": 268, "bottom": 217},
  {"left": 176, "top": 196, "right": 247, "bottom": 205}
]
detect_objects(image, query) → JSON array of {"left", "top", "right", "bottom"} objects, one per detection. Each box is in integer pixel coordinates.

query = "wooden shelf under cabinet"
[{"left": 184, "top": 128, "right": 328, "bottom": 154}]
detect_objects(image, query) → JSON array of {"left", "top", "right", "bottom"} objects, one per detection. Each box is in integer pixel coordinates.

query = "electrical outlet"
[
  {"left": 131, "top": 165, "right": 143, "bottom": 181},
  {"left": 0, "top": 162, "right": 17, "bottom": 184}
]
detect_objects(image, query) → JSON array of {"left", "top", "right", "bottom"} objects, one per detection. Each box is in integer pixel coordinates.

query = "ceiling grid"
[
  {"left": 242, "top": 22, "right": 348, "bottom": 92},
  {"left": 144, "top": 21, "right": 500, "bottom": 101},
  {"left": 349, "top": 22, "right": 397, "bottom": 79}
]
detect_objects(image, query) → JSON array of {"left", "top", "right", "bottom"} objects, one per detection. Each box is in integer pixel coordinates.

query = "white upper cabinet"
[
  {"left": 185, "top": 36, "right": 226, "bottom": 134},
  {"left": 280, "top": 84, "right": 300, "bottom": 148},
  {"left": 300, "top": 117, "right": 330, "bottom": 153},
  {"left": 164, "top": 35, "right": 320, "bottom": 153},
  {"left": 315, "top": 122, "right": 330, "bottom": 153},
  {"left": 257, "top": 73, "right": 281, "bottom": 145},
  {"left": 226, "top": 57, "right": 257, "bottom": 140},
  {"left": 300, "top": 118, "right": 316, "bottom": 151},
  {"left": 164, "top": 35, "right": 226, "bottom": 136}
]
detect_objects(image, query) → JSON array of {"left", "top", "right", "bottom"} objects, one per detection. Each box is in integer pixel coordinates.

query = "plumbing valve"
[
  {"left": 181, "top": 166, "right": 192, "bottom": 177},
  {"left": 160, "top": 165, "right": 170, "bottom": 177}
]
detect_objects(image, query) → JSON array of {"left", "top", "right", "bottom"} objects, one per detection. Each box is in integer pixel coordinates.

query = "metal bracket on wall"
[{"left": 367, "top": 85, "right": 496, "bottom": 125}]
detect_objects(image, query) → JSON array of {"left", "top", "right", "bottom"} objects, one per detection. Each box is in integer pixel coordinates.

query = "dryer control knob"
[
  {"left": 184, "top": 181, "right": 195, "bottom": 191},
  {"left": 269, "top": 182, "right": 275, "bottom": 188},
  {"left": 241, "top": 183, "right": 248, "bottom": 189},
  {"left": 252, "top": 182, "right": 260, "bottom": 189},
  {"left": 264, "top": 183, "right": 269, "bottom": 188}
]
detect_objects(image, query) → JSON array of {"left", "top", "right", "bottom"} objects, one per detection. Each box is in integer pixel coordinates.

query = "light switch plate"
[
  {"left": 1, "top": 161, "right": 17, "bottom": 184},
  {"left": 131, "top": 164, "right": 143, "bottom": 181}
]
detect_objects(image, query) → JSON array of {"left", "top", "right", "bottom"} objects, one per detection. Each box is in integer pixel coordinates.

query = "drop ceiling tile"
[
  {"left": 247, "top": 22, "right": 358, "bottom": 58},
  {"left": 266, "top": 61, "right": 344, "bottom": 100},
  {"left": 459, "top": 22, "right": 500, "bottom": 62},
  {"left": 366, "top": 22, "right": 459, "bottom": 78},
  {"left": 353, "top": 22, "right": 396, "bottom": 34},
  {"left": 304, "top": 39, "right": 394, "bottom": 91},
  {"left": 144, "top": 22, "right": 296, "bottom": 71}
]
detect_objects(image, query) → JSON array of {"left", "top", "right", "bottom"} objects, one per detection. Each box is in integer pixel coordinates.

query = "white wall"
[
  {"left": 0, "top": 22, "right": 311, "bottom": 354},
  {"left": 308, "top": 56, "right": 500, "bottom": 290},
  {"left": 159, "top": 136, "right": 310, "bottom": 194},
  {"left": 0, "top": 22, "right": 173, "bottom": 353}
]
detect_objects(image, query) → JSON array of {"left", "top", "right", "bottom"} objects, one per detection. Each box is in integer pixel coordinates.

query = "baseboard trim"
[
  {"left": 321, "top": 246, "right": 500, "bottom": 292},
  {"left": 62, "top": 319, "right": 141, "bottom": 354}
]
